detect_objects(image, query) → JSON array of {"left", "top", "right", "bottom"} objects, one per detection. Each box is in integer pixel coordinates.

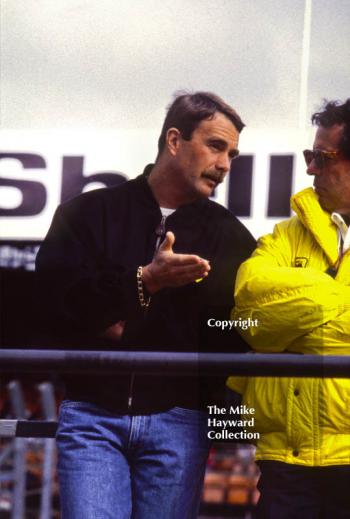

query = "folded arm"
[{"left": 232, "top": 223, "right": 350, "bottom": 352}]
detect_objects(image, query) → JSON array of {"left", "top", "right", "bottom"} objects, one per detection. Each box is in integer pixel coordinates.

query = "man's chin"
[
  {"left": 201, "top": 178, "right": 218, "bottom": 196},
  {"left": 190, "top": 182, "right": 213, "bottom": 200},
  {"left": 316, "top": 193, "right": 333, "bottom": 213},
  {"left": 185, "top": 185, "right": 212, "bottom": 203},
  {"left": 204, "top": 185, "right": 217, "bottom": 199}
]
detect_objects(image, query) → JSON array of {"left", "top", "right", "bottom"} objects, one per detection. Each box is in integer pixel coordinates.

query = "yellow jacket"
[{"left": 227, "top": 187, "right": 350, "bottom": 466}]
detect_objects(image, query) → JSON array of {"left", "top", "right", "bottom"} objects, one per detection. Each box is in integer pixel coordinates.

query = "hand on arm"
[
  {"left": 142, "top": 232, "right": 211, "bottom": 294},
  {"left": 99, "top": 320, "right": 126, "bottom": 340}
]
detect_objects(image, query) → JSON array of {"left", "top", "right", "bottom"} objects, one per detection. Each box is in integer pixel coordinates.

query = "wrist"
[
  {"left": 141, "top": 264, "right": 160, "bottom": 294},
  {"left": 136, "top": 266, "right": 151, "bottom": 309}
]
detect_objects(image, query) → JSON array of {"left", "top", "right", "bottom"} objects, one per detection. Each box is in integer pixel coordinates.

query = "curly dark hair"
[
  {"left": 157, "top": 91, "right": 244, "bottom": 159},
  {"left": 311, "top": 99, "right": 350, "bottom": 159}
]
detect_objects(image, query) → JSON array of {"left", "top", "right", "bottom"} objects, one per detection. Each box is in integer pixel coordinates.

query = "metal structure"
[
  {"left": 1, "top": 349, "right": 350, "bottom": 377},
  {"left": 1, "top": 348, "right": 349, "bottom": 518},
  {"left": 0, "top": 381, "right": 57, "bottom": 519}
]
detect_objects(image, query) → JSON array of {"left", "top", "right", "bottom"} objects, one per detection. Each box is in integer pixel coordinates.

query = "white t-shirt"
[{"left": 331, "top": 212, "right": 350, "bottom": 254}]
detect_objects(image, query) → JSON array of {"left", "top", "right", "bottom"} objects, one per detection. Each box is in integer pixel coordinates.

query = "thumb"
[{"left": 159, "top": 231, "right": 175, "bottom": 252}]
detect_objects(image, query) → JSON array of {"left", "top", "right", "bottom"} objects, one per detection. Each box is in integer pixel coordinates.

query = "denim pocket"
[{"left": 57, "top": 400, "right": 106, "bottom": 438}]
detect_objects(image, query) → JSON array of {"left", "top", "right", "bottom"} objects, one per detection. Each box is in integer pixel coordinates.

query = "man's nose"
[
  {"left": 216, "top": 153, "right": 231, "bottom": 173},
  {"left": 306, "top": 160, "right": 321, "bottom": 176}
]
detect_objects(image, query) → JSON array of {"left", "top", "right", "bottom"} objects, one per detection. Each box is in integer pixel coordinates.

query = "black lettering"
[
  {"left": 227, "top": 155, "right": 253, "bottom": 217},
  {"left": 0, "top": 153, "right": 47, "bottom": 216},
  {"left": 267, "top": 155, "right": 293, "bottom": 217},
  {"left": 61, "top": 156, "right": 127, "bottom": 202}
]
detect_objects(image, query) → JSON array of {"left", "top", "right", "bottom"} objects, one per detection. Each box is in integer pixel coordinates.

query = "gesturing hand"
[{"left": 142, "top": 232, "right": 210, "bottom": 294}]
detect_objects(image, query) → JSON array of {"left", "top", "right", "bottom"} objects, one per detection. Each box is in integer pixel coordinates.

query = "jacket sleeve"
[
  {"left": 36, "top": 203, "right": 143, "bottom": 336},
  {"left": 232, "top": 221, "right": 350, "bottom": 352}
]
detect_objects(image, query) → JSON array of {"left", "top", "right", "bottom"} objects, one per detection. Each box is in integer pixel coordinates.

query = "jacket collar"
[
  {"left": 135, "top": 164, "right": 209, "bottom": 222},
  {"left": 291, "top": 187, "right": 338, "bottom": 265}
]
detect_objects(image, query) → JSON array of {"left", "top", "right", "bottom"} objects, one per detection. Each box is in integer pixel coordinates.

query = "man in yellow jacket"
[{"left": 228, "top": 99, "right": 350, "bottom": 518}]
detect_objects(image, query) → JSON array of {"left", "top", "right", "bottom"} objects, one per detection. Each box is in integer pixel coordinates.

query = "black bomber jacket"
[{"left": 36, "top": 170, "right": 256, "bottom": 413}]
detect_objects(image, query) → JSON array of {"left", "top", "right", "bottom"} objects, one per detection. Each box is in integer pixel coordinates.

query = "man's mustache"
[{"left": 202, "top": 171, "right": 225, "bottom": 184}]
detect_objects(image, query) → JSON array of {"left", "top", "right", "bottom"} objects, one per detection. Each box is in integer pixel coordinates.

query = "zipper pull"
[
  {"left": 154, "top": 215, "right": 167, "bottom": 257},
  {"left": 127, "top": 373, "right": 135, "bottom": 412},
  {"left": 156, "top": 215, "right": 167, "bottom": 238}
]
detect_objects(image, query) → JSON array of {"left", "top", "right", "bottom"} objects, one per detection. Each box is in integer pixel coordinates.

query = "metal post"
[
  {"left": 37, "top": 383, "right": 57, "bottom": 519},
  {"left": 7, "top": 381, "right": 27, "bottom": 519},
  {"left": 298, "top": 0, "right": 312, "bottom": 129}
]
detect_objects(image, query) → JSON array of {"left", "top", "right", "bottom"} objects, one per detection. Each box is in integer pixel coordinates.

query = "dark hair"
[
  {"left": 311, "top": 99, "right": 350, "bottom": 159},
  {"left": 157, "top": 91, "right": 245, "bottom": 157}
]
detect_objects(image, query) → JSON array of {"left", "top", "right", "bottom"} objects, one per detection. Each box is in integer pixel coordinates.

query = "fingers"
[
  {"left": 143, "top": 257, "right": 211, "bottom": 294},
  {"left": 159, "top": 231, "right": 175, "bottom": 252},
  {"left": 164, "top": 263, "right": 210, "bottom": 286},
  {"left": 157, "top": 233, "right": 209, "bottom": 268},
  {"left": 160, "top": 261, "right": 210, "bottom": 277},
  {"left": 156, "top": 250, "right": 210, "bottom": 272},
  {"left": 155, "top": 232, "right": 209, "bottom": 267},
  {"left": 165, "top": 253, "right": 209, "bottom": 267},
  {"left": 142, "top": 230, "right": 211, "bottom": 293}
]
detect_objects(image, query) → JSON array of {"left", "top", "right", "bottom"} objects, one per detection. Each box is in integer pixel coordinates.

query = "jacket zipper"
[
  {"left": 128, "top": 372, "right": 135, "bottom": 411},
  {"left": 128, "top": 215, "right": 167, "bottom": 411},
  {"left": 154, "top": 215, "right": 167, "bottom": 256}
]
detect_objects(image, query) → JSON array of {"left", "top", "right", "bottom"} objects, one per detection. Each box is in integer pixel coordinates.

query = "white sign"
[{"left": 0, "top": 127, "right": 315, "bottom": 240}]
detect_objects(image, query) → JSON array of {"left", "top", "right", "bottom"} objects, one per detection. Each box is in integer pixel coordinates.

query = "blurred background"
[
  {"left": 1, "top": 0, "right": 350, "bottom": 251},
  {"left": 1, "top": 1, "right": 350, "bottom": 517}
]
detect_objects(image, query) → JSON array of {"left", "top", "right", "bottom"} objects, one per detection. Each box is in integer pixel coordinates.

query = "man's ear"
[{"left": 166, "top": 127, "right": 181, "bottom": 156}]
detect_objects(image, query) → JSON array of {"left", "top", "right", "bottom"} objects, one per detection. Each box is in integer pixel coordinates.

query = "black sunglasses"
[{"left": 303, "top": 149, "right": 341, "bottom": 169}]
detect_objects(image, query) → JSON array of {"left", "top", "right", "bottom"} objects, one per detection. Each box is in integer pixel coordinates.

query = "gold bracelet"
[{"left": 137, "top": 266, "right": 151, "bottom": 309}]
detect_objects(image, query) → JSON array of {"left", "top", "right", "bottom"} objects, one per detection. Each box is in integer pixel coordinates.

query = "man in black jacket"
[{"left": 36, "top": 91, "right": 255, "bottom": 519}]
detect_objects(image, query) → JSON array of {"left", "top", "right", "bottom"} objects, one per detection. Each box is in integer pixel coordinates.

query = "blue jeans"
[{"left": 56, "top": 400, "right": 211, "bottom": 519}]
